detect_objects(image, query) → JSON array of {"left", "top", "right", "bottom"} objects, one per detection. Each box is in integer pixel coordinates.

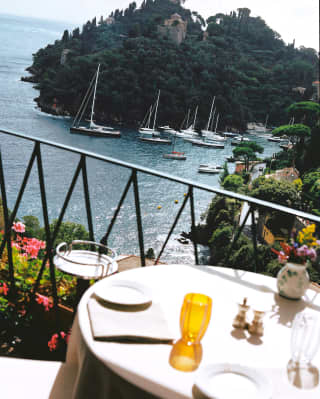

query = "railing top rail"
[{"left": 1, "top": 127, "right": 320, "bottom": 223}]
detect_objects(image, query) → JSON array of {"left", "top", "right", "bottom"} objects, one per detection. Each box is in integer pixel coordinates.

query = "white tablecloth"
[{"left": 63, "top": 264, "right": 320, "bottom": 398}]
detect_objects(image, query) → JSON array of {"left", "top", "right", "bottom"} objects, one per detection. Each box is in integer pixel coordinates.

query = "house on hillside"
[
  {"left": 157, "top": 13, "right": 187, "bottom": 45},
  {"left": 292, "top": 86, "right": 306, "bottom": 95},
  {"left": 265, "top": 167, "right": 299, "bottom": 183}
]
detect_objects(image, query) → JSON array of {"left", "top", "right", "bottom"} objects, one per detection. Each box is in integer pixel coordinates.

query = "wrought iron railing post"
[
  {"left": 155, "top": 190, "right": 190, "bottom": 265},
  {"left": 0, "top": 149, "right": 15, "bottom": 293},
  {"left": 132, "top": 170, "right": 145, "bottom": 266},
  {"left": 250, "top": 207, "right": 258, "bottom": 273},
  {"left": 81, "top": 155, "right": 95, "bottom": 243},
  {"left": 100, "top": 171, "right": 134, "bottom": 248},
  {"left": 189, "top": 185, "right": 199, "bottom": 265},
  {"left": 0, "top": 143, "right": 37, "bottom": 258},
  {"left": 35, "top": 142, "right": 59, "bottom": 313}
]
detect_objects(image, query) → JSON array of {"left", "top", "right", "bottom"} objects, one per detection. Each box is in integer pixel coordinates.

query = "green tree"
[
  {"left": 287, "top": 101, "right": 320, "bottom": 128},
  {"left": 251, "top": 176, "right": 300, "bottom": 207},
  {"left": 62, "top": 30, "right": 69, "bottom": 42},
  {"left": 272, "top": 123, "right": 311, "bottom": 169},
  {"left": 302, "top": 168, "right": 320, "bottom": 214},
  {"left": 222, "top": 174, "right": 244, "bottom": 192},
  {"left": 25, "top": 0, "right": 318, "bottom": 130},
  {"left": 272, "top": 123, "right": 311, "bottom": 144},
  {"left": 22, "top": 215, "right": 41, "bottom": 238},
  {"left": 219, "top": 161, "right": 229, "bottom": 185},
  {"left": 40, "top": 220, "right": 90, "bottom": 247},
  {"left": 233, "top": 141, "right": 263, "bottom": 171}
]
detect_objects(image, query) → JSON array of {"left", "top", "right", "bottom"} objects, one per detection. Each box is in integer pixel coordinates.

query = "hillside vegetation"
[{"left": 25, "top": 0, "right": 318, "bottom": 130}]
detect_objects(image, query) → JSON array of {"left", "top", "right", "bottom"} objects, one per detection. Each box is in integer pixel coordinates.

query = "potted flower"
[
  {"left": 272, "top": 224, "right": 320, "bottom": 299},
  {"left": 0, "top": 223, "right": 76, "bottom": 358}
]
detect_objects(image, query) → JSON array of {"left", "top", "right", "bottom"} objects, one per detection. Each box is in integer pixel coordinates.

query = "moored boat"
[
  {"left": 139, "top": 136, "right": 172, "bottom": 144},
  {"left": 190, "top": 139, "right": 224, "bottom": 148},
  {"left": 70, "top": 64, "right": 121, "bottom": 138},
  {"left": 163, "top": 151, "right": 186, "bottom": 160},
  {"left": 198, "top": 163, "right": 221, "bottom": 173},
  {"left": 139, "top": 91, "right": 161, "bottom": 136}
]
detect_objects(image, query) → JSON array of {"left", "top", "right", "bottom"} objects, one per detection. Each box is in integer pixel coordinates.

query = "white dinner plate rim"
[
  {"left": 94, "top": 279, "right": 153, "bottom": 306},
  {"left": 194, "top": 362, "right": 272, "bottom": 399}
]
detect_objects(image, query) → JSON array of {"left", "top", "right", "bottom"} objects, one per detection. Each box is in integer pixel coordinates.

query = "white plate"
[
  {"left": 94, "top": 279, "right": 152, "bottom": 307},
  {"left": 195, "top": 363, "right": 272, "bottom": 399}
]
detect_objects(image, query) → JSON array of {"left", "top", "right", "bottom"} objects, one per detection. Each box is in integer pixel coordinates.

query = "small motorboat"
[
  {"left": 163, "top": 151, "right": 187, "bottom": 160},
  {"left": 198, "top": 164, "right": 221, "bottom": 174},
  {"left": 177, "top": 237, "right": 189, "bottom": 244},
  {"left": 231, "top": 137, "right": 250, "bottom": 146},
  {"left": 267, "top": 136, "right": 286, "bottom": 142}
]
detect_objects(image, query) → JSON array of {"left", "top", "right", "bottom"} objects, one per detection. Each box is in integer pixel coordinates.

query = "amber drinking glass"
[{"left": 169, "top": 293, "right": 212, "bottom": 372}]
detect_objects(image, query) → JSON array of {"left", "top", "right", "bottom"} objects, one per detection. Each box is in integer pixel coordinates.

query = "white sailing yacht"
[
  {"left": 177, "top": 106, "right": 199, "bottom": 139},
  {"left": 201, "top": 96, "right": 215, "bottom": 136},
  {"left": 139, "top": 91, "right": 161, "bottom": 136},
  {"left": 202, "top": 108, "right": 226, "bottom": 142},
  {"left": 139, "top": 90, "right": 171, "bottom": 144},
  {"left": 70, "top": 64, "right": 121, "bottom": 137},
  {"left": 190, "top": 112, "right": 224, "bottom": 148}
]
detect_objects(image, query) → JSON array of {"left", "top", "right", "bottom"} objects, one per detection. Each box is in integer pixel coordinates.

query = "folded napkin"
[{"left": 87, "top": 296, "right": 175, "bottom": 343}]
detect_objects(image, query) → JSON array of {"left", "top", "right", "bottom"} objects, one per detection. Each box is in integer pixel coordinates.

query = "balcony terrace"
[{"left": 0, "top": 128, "right": 320, "bottom": 398}]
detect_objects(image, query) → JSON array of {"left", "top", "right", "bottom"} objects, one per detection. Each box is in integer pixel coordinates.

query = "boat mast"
[
  {"left": 152, "top": 89, "right": 160, "bottom": 131},
  {"left": 72, "top": 72, "right": 96, "bottom": 127},
  {"left": 90, "top": 64, "right": 100, "bottom": 126},
  {"left": 186, "top": 108, "right": 190, "bottom": 129},
  {"left": 210, "top": 108, "right": 216, "bottom": 131},
  {"left": 192, "top": 106, "right": 198, "bottom": 130},
  {"left": 146, "top": 105, "right": 153, "bottom": 128},
  {"left": 206, "top": 96, "right": 216, "bottom": 131},
  {"left": 214, "top": 113, "right": 220, "bottom": 133}
]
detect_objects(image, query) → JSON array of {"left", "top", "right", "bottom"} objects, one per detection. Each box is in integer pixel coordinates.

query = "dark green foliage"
[
  {"left": 241, "top": 171, "right": 251, "bottom": 184},
  {"left": 272, "top": 124, "right": 311, "bottom": 142},
  {"left": 269, "top": 101, "right": 319, "bottom": 173},
  {"left": 303, "top": 123, "right": 320, "bottom": 171},
  {"left": 205, "top": 196, "right": 239, "bottom": 231},
  {"left": 233, "top": 141, "right": 264, "bottom": 171},
  {"left": 301, "top": 168, "right": 320, "bottom": 215},
  {"left": 145, "top": 247, "right": 155, "bottom": 259},
  {"left": 39, "top": 219, "right": 90, "bottom": 247},
  {"left": 265, "top": 150, "right": 294, "bottom": 171},
  {"left": 22, "top": 216, "right": 41, "bottom": 238},
  {"left": 287, "top": 101, "right": 320, "bottom": 127},
  {"left": 219, "top": 161, "right": 229, "bottom": 185},
  {"left": 209, "top": 224, "right": 233, "bottom": 264},
  {"left": 26, "top": 0, "right": 318, "bottom": 129},
  {"left": 222, "top": 174, "right": 244, "bottom": 192},
  {"left": 228, "top": 244, "right": 254, "bottom": 270},
  {"left": 251, "top": 176, "right": 300, "bottom": 208}
]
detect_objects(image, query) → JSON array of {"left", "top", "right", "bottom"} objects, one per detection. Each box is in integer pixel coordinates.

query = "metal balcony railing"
[{"left": 1, "top": 128, "right": 320, "bottom": 312}]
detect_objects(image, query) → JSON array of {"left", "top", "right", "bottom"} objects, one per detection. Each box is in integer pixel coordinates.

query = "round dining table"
[{"left": 62, "top": 264, "right": 320, "bottom": 399}]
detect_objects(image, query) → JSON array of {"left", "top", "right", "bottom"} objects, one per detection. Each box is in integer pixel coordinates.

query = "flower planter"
[
  {"left": 277, "top": 262, "right": 310, "bottom": 300},
  {"left": 34, "top": 293, "right": 74, "bottom": 331}
]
